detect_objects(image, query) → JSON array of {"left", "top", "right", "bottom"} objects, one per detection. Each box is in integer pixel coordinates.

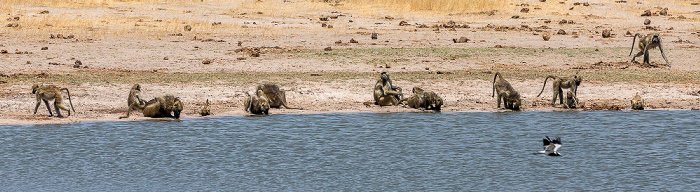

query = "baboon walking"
[
  {"left": 32, "top": 84, "right": 75, "bottom": 117},
  {"left": 373, "top": 72, "right": 403, "bottom": 106},
  {"left": 119, "top": 84, "right": 147, "bottom": 119},
  {"left": 492, "top": 72, "right": 522, "bottom": 110},
  {"left": 537, "top": 75, "right": 582, "bottom": 106},
  {"left": 257, "top": 83, "right": 299, "bottom": 109},
  {"left": 629, "top": 33, "right": 670, "bottom": 68}
]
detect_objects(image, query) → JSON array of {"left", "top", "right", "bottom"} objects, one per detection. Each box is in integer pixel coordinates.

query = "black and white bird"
[{"left": 538, "top": 136, "right": 562, "bottom": 156}]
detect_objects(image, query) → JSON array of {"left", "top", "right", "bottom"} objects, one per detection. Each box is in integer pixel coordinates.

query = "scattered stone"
[
  {"left": 324, "top": 47, "right": 332, "bottom": 51},
  {"left": 371, "top": 33, "right": 377, "bottom": 39},
  {"left": 321, "top": 23, "right": 327, "bottom": 27},
  {"left": 511, "top": 15, "right": 520, "bottom": 19},
  {"left": 319, "top": 17, "right": 329, "bottom": 21},
  {"left": 6, "top": 23, "right": 18, "bottom": 28},
  {"left": 385, "top": 16, "right": 394, "bottom": 20},
  {"left": 574, "top": 1, "right": 581, "bottom": 4},
  {"left": 544, "top": 20, "right": 552, "bottom": 24},
  {"left": 237, "top": 57, "right": 246, "bottom": 60},
  {"left": 26, "top": 61, "right": 31, "bottom": 64},
  {"left": 0, "top": 50, "right": 7, "bottom": 54},
  {"left": 557, "top": 29, "right": 566, "bottom": 35},
  {"left": 626, "top": 31, "right": 633, "bottom": 36},
  {"left": 251, "top": 52, "right": 260, "bottom": 57},
  {"left": 569, "top": 7, "right": 574, "bottom": 10},
  {"left": 644, "top": 19, "right": 651, "bottom": 25},
  {"left": 74, "top": 60, "right": 82, "bottom": 66},
  {"left": 329, "top": 15, "right": 338, "bottom": 19},
  {"left": 184, "top": 25, "right": 192, "bottom": 31},
  {"left": 583, "top": 2, "right": 589, "bottom": 6},
  {"left": 659, "top": 8, "right": 668, "bottom": 16},
  {"left": 349, "top": 38, "right": 358, "bottom": 43},
  {"left": 678, "top": 15, "right": 686, "bottom": 19},
  {"left": 559, "top": 19, "right": 568, "bottom": 24},
  {"left": 520, "top": 8, "right": 530, "bottom": 13},
  {"left": 212, "top": 22, "right": 222, "bottom": 26},
  {"left": 66, "top": 34, "right": 74, "bottom": 39},
  {"left": 335, "top": 40, "right": 342, "bottom": 44},
  {"left": 385, "top": 63, "right": 391, "bottom": 68},
  {"left": 202, "top": 59, "right": 211, "bottom": 64},
  {"left": 540, "top": 0, "right": 546, "bottom": 2},
  {"left": 602, "top": 29, "right": 612, "bottom": 38},
  {"left": 163, "top": 56, "right": 169, "bottom": 60},
  {"left": 39, "top": 10, "right": 49, "bottom": 14},
  {"left": 237, "top": 41, "right": 243, "bottom": 46},
  {"left": 327, "top": 24, "right": 333, "bottom": 28},
  {"left": 41, "top": 47, "right": 48, "bottom": 50},
  {"left": 542, "top": 34, "right": 551, "bottom": 41},
  {"left": 641, "top": 10, "right": 652, "bottom": 16},
  {"left": 615, "top": 0, "right": 626, "bottom": 3},
  {"left": 453, "top": 37, "right": 469, "bottom": 43},
  {"left": 568, "top": 20, "right": 575, "bottom": 24},
  {"left": 399, "top": 21, "right": 409, "bottom": 26},
  {"left": 692, "top": 2, "right": 699, "bottom": 5}
]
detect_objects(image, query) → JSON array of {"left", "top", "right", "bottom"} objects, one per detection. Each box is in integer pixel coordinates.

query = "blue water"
[{"left": 1, "top": 111, "right": 698, "bottom": 191}]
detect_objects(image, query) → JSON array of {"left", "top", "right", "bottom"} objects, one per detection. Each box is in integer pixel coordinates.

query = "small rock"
[
  {"left": 568, "top": 20, "right": 575, "bottom": 24},
  {"left": 324, "top": 47, "right": 332, "bottom": 51},
  {"left": 520, "top": 8, "right": 530, "bottom": 13},
  {"left": 66, "top": 34, "right": 74, "bottom": 39},
  {"left": 659, "top": 8, "right": 668, "bottom": 16},
  {"left": 41, "top": 47, "right": 48, "bottom": 50},
  {"left": 202, "top": 59, "right": 211, "bottom": 64},
  {"left": 543, "top": 34, "right": 551, "bottom": 41},
  {"left": 574, "top": 2, "right": 581, "bottom": 5},
  {"left": 399, "top": 21, "right": 409, "bottom": 26},
  {"left": 644, "top": 19, "right": 651, "bottom": 25},
  {"left": 184, "top": 25, "right": 192, "bottom": 31},
  {"left": 327, "top": 24, "right": 333, "bottom": 28},
  {"left": 75, "top": 60, "right": 82, "bottom": 65},
  {"left": 6, "top": 23, "right": 18, "bottom": 28},
  {"left": 163, "top": 56, "right": 169, "bottom": 60},
  {"left": 583, "top": 2, "right": 589, "bottom": 6},
  {"left": 50, "top": 34, "right": 55, "bottom": 39},
  {"left": 385, "top": 16, "right": 394, "bottom": 20},
  {"left": 0, "top": 50, "right": 7, "bottom": 54},
  {"left": 626, "top": 31, "right": 633, "bottom": 36},
  {"left": 237, "top": 41, "right": 243, "bottom": 46},
  {"left": 335, "top": 40, "right": 342, "bottom": 44},
  {"left": 349, "top": 38, "right": 358, "bottom": 43},
  {"left": 371, "top": 33, "right": 377, "bottom": 39},
  {"left": 557, "top": 29, "right": 567, "bottom": 35},
  {"left": 39, "top": 10, "right": 49, "bottom": 14},
  {"left": 602, "top": 29, "right": 612, "bottom": 38},
  {"left": 511, "top": 15, "right": 520, "bottom": 19},
  {"left": 453, "top": 37, "right": 469, "bottom": 43},
  {"left": 237, "top": 57, "right": 246, "bottom": 60},
  {"left": 319, "top": 17, "right": 328, "bottom": 21},
  {"left": 641, "top": 10, "right": 651, "bottom": 16},
  {"left": 559, "top": 19, "right": 568, "bottom": 24},
  {"left": 321, "top": 23, "right": 327, "bottom": 27},
  {"left": 251, "top": 52, "right": 260, "bottom": 57}
]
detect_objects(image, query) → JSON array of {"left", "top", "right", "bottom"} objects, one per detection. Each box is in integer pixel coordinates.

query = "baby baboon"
[
  {"left": 119, "top": 84, "right": 147, "bottom": 119},
  {"left": 257, "top": 83, "right": 299, "bottom": 109},
  {"left": 373, "top": 72, "right": 403, "bottom": 106},
  {"left": 401, "top": 87, "right": 443, "bottom": 111},
  {"left": 244, "top": 90, "right": 270, "bottom": 115},
  {"left": 537, "top": 75, "right": 583, "bottom": 106},
  {"left": 564, "top": 91, "right": 580, "bottom": 109},
  {"left": 492, "top": 72, "right": 522, "bottom": 110},
  {"left": 143, "top": 95, "right": 184, "bottom": 119},
  {"left": 630, "top": 92, "right": 645, "bottom": 110},
  {"left": 32, "top": 84, "right": 75, "bottom": 117},
  {"left": 200, "top": 99, "right": 211, "bottom": 116},
  {"left": 629, "top": 33, "right": 670, "bottom": 68}
]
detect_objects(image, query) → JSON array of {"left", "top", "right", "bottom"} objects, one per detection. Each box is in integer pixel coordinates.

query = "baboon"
[
  {"left": 119, "top": 84, "right": 147, "bottom": 119},
  {"left": 200, "top": 99, "right": 211, "bottom": 116},
  {"left": 257, "top": 83, "right": 299, "bottom": 109},
  {"left": 537, "top": 75, "right": 583, "bottom": 106},
  {"left": 244, "top": 90, "right": 270, "bottom": 115},
  {"left": 32, "top": 84, "right": 75, "bottom": 117},
  {"left": 629, "top": 33, "right": 670, "bottom": 68},
  {"left": 564, "top": 91, "right": 580, "bottom": 109},
  {"left": 373, "top": 72, "right": 403, "bottom": 106},
  {"left": 401, "top": 87, "right": 443, "bottom": 111},
  {"left": 630, "top": 92, "right": 645, "bottom": 110},
  {"left": 492, "top": 72, "right": 522, "bottom": 110},
  {"left": 143, "top": 95, "right": 184, "bottom": 119}
]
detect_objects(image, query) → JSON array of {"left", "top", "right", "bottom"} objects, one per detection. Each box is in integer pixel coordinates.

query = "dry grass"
[{"left": 339, "top": 0, "right": 508, "bottom": 13}]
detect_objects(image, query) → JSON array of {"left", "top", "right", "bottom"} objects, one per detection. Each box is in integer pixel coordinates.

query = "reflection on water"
[{"left": 1, "top": 111, "right": 698, "bottom": 191}]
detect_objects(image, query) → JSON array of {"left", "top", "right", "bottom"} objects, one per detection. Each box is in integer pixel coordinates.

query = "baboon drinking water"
[
  {"left": 257, "top": 83, "right": 299, "bottom": 109},
  {"left": 537, "top": 75, "right": 582, "bottom": 106},
  {"left": 401, "top": 87, "right": 443, "bottom": 111},
  {"left": 629, "top": 33, "right": 670, "bottom": 68},
  {"left": 142, "top": 95, "right": 184, "bottom": 119},
  {"left": 373, "top": 72, "right": 403, "bottom": 106},
  {"left": 200, "top": 99, "right": 211, "bottom": 116},
  {"left": 119, "top": 84, "right": 147, "bottom": 119},
  {"left": 564, "top": 91, "right": 580, "bottom": 109},
  {"left": 630, "top": 92, "right": 645, "bottom": 110},
  {"left": 244, "top": 90, "right": 270, "bottom": 115},
  {"left": 492, "top": 72, "right": 522, "bottom": 110},
  {"left": 32, "top": 84, "right": 75, "bottom": 117}
]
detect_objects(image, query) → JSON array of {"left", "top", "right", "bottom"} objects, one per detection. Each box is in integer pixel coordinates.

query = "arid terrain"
[{"left": 1, "top": 0, "right": 700, "bottom": 125}]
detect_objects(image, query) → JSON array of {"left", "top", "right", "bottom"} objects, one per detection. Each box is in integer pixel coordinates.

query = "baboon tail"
[
  {"left": 492, "top": 72, "right": 500, "bottom": 97},
  {"left": 629, "top": 33, "right": 640, "bottom": 56},
  {"left": 536, "top": 76, "right": 555, "bottom": 97},
  {"left": 61, "top": 88, "right": 76, "bottom": 112}
]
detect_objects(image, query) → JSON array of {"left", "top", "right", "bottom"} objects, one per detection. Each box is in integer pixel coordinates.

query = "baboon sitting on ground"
[
  {"left": 200, "top": 99, "right": 211, "bottom": 116},
  {"left": 120, "top": 84, "right": 147, "bottom": 119},
  {"left": 373, "top": 72, "right": 403, "bottom": 106},
  {"left": 564, "top": 91, "right": 580, "bottom": 109},
  {"left": 143, "top": 95, "right": 184, "bottom": 119},
  {"left": 630, "top": 92, "right": 644, "bottom": 110},
  {"left": 32, "top": 84, "right": 75, "bottom": 117}
]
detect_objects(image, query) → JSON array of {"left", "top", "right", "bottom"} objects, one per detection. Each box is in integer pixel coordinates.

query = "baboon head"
[
  {"left": 31, "top": 84, "right": 39, "bottom": 94},
  {"left": 574, "top": 75, "right": 582, "bottom": 86},
  {"left": 132, "top": 84, "right": 142, "bottom": 91},
  {"left": 511, "top": 92, "right": 522, "bottom": 110},
  {"left": 412, "top": 87, "right": 424, "bottom": 94},
  {"left": 651, "top": 34, "right": 660, "bottom": 44},
  {"left": 380, "top": 72, "right": 390, "bottom": 82},
  {"left": 425, "top": 92, "right": 443, "bottom": 111},
  {"left": 171, "top": 98, "right": 183, "bottom": 119}
]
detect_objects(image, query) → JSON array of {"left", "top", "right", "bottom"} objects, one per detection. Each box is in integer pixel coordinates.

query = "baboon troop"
[
  {"left": 401, "top": 87, "right": 443, "bottom": 111},
  {"left": 629, "top": 33, "right": 670, "bottom": 68},
  {"left": 119, "top": 84, "right": 146, "bottom": 119},
  {"left": 630, "top": 93, "right": 645, "bottom": 110},
  {"left": 537, "top": 75, "right": 582, "bottom": 106},
  {"left": 32, "top": 84, "right": 75, "bottom": 118},
  {"left": 373, "top": 72, "right": 403, "bottom": 106},
  {"left": 257, "top": 83, "right": 299, "bottom": 109},
  {"left": 200, "top": 99, "right": 211, "bottom": 116},
  {"left": 244, "top": 90, "right": 270, "bottom": 115},
  {"left": 142, "top": 95, "right": 184, "bottom": 119},
  {"left": 492, "top": 72, "right": 522, "bottom": 110}
]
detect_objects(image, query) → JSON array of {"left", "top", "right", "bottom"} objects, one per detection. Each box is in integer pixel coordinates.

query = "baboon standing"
[
  {"left": 492, "top": 72, "right": 522, "bottom": 110},
  {"left": 119, "top": 84, "right": 147, "bottom": 119},
  {"left": 244, "top": 90, "right": 270, "bottom": 115},
  {"left": 629, "top": 33, "right": 670, "bottom": 68},
  {"left": 537, "top": 75, "right": 582, "bottom": 106},
  {"left": 257, "top": 83, "right": 299, "bottom": 109},
  {"left": 373, "top": 72, "right": 403, "bottom": 106},
  {"left": 32, "top": 84, "right": 75, "bottom": 117}
]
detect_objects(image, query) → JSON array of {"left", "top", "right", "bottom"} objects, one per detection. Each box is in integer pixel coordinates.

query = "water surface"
[{"left": 1, "top": 111, "right": 698, "bottom": 191}]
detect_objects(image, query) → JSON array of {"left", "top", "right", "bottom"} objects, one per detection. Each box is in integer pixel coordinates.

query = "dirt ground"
[{"left": 1, "top": 0, "right": 700, "bottom": 125}]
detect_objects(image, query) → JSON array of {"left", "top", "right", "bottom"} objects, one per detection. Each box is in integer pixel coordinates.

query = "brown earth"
[{"left": 1, "top": 0, "right": 700, "bottom": 125}]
